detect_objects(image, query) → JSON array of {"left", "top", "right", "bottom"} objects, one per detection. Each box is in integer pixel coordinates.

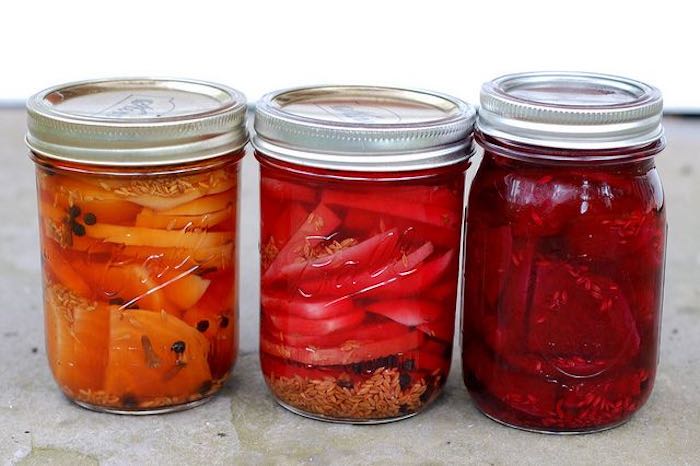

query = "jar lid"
[
  {"left": 26, "top": 78, "right": 248, "bottom": 166},
  {"left": 477, "top": 72, "right": 664, "bottom": 150},
  {"left": 252, "top": 85, "right": 476, "bottom": 171}
]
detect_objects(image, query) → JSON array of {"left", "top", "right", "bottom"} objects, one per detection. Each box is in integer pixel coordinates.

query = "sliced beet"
[{"left": 527, "top": 260, "right": 640, "bottom": 369}]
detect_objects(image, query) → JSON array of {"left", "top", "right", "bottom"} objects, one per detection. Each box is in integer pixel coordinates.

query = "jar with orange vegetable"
[{"left": 26, "top": 78, "right": 247, "bottom": 413}]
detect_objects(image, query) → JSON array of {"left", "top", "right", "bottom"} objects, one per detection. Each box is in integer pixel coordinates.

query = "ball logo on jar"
[{"left": 101, "top": 95, "right": 176, "bottom": 118}]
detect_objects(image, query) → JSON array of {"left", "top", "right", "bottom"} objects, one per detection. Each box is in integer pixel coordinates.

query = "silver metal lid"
[
  {"left": 26, "top": 78, "right": 248, "bottom": 166},
  {"left": 477, "top": 72, "right": 664, "bottom": 150},
  {"left": 252, "top": 85, "right": 476, "bottom": 171}
]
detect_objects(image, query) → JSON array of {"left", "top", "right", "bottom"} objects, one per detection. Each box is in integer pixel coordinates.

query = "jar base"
[
  {"left": 274, "top": 398, "right": 420, "bottom": 425},
  {"left": 71, "top": 395, "right": 214, "bottom": 415},
  {"left": 476, "top": 406, "right": 630, "bottom": 435}
]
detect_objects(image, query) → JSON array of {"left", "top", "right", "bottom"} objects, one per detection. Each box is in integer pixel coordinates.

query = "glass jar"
[
  {"left": 26, "top": 78, "right": 247, "bottom": 414},
  {"left": 462, "top": 72, "right": 666, "bottom": 433},
  {"left": 253, "top": 86, "right": 476, "bottom": 423}
]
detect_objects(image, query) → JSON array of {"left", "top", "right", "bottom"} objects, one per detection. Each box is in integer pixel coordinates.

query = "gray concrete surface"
[{"left": 0, "top": 108, "right": 698, "bottom": 465}]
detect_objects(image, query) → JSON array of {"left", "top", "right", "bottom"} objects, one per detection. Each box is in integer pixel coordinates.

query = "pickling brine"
[
  {"left": 462, "top": 72, "right": 666, "bottom": 433},
  {"left": 27, "top": 78, "right": 247, "bottom": 413},
  {"left": 253, "top": 85, "right": 476, "bottom": 422}
]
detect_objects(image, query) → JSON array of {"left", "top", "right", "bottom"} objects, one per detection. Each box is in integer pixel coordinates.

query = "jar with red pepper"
[
  {"left": 462, "top": 72, "right": 666, "bottom": 433},
  {"left": 253, "top": 86, "right": 476, "bottom": 423}
]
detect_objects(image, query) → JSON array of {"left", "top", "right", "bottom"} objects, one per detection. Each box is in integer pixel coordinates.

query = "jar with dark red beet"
[
  {"left": 462, "top": 72, "right": 666, "bottom": 433},
  {"left": 253, "top": 86, "right": 476, "bottom": 423}
]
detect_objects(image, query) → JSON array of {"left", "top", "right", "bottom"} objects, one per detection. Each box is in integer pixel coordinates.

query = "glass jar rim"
[
  {"left": 478, "top": 71, "right": 664, "bottom": 151},
  {"left": 476, "top": 131, "right": 666, "bottom": 165},
  {"left": 26, "top": 77, "right": 248, "bottom": 167},
  {"left": 253, "top": 85, "right": 476, "bottom": 172}
]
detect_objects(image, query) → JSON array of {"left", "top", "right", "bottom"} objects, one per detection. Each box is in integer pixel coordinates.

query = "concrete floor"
[{"left": 0, "top": 108, "right": 698, "bottom": 464}]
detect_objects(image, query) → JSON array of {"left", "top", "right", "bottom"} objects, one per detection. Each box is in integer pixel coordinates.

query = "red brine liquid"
[
  {"left": 462, "top": 139, "right": 665, "bottom": 432},
  {"left": 258, "top": 157, "right": 466, "bottom": 421}
]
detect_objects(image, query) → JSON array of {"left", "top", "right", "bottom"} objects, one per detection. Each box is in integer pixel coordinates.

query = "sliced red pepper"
[
  {"left": 261, "top": 177, "right": 317, "bottom": 204},
  {"left": 262, "top": 204, "right": 341, "bottom": 283},
  {"left": 365, "top": 299, "right": 444, "bottom": 326},
  {"left": 260, "top": 330, "right": 424, "bottom": 366},
  {"left": 362, "top": 248, "right": 455, "bottom": 300},
  {"left": 266, "top": 318, "right": 411, "bottom": 349},
  {"left": 261, "top": 293, "right": 354, "bottom": 320},
  {"left": 267, "top": 307, "right": 365, "bottom": 336},
  {"left": 271, "top": 228, "right": 400, "bottom": 284},
  {"left": 322, "top": 190, "right": 460, "bottom": 229},
  {"left": 260, "top": 354, "right": 344, "bottom": 380},
  {"left": 297, "top": 242, "right": 434, "bottom": 298},
  {"left": 427, "top": 281, "right": 458, "bottom": 302},
  {"left": 343, "top": 210, "right": 460, "bottom": 248},
  {"left": 390, "top": 184, "right": 462, "bottom": 211},
  {"left": 418, "top": 316, "right": 455, "bottom": 344},
  {"left": 270, "top": 202, "right": 310, "bottom": 251}
]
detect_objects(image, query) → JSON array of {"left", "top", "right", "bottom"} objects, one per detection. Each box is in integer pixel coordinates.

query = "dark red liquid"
[
  {"left": 258, "top": 154, "right": 466, "bottom": 420},
  {"left": 462, "top": 138, "right": 665, "bottom": 432}
]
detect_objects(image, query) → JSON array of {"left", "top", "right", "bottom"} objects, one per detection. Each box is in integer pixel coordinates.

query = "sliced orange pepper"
[
  {"left": 45, "top": 284, "right": 110, "bottom": 393},
  {"left": 86, "top": 223, "right": 232, "bottom": 249},
  {"left": 104, "top": 310, "right": 212, "bottom": 402}
]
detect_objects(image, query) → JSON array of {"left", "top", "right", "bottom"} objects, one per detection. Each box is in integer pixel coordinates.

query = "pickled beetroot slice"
[
  {"left": 268, "top": 307, "right": 365, "bottom": 336},
  {"left": 262, "top": 204, "right": 341, "bottom": 283},
  {"left": 270, "top": 228, "right": 400, "bottom": 284},
  {"left": 363, "top": 248, "right": 455, "bottom": 300},
  {"left": 268, "top": 319, "right": 412, "bottom": 349},
  {"left": 528, "top": 260, "right": 640, "bottom": 366},
  {"left": 463, "top": 225, "right": 513, "bottom": 311},
  {"left": 260, "top": 330, "right": 424, "bottom": 366},
  {"left": 496, "top": 236, "right": 537, "bottom": 350},
  {"left": 261, "top": 293, "right": 355, "bottom": 320},
  {"left": 366, "top": 300, "right": 443, "bottom": 327},
  {"left": 261, "top": 177, "right": 317, "bottom": 204},
  {"left": 322, "top": 190, "right": 460, "bottom": 229},
  {"left": 504, "top": 172, "right": 579, "bottom": 236},
  {"left": 297, "top": 242, "right": 434, "bottom": 298},
  {"left": 464, "top": 340, "right": 558, "bottom": 419},
  {"left": 566, "top": 209, "right": 663, "bottom": 261}
]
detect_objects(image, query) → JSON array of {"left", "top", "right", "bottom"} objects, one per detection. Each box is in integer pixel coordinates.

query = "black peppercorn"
[
  {"left": 68, "top": 205, "right": 81, "bottom": 218},
  {"left": 171, "top": 340, "right": 186, "bottom": 354},
  {"left": 220, "top": 316, "right": 230, "bottom": 328},
  {"left": 71, "top": 221, "right": 86, "bottom": 237},
  {"left": 196, "top": 320, "right": 210, "bottom": 332},
  {"left": 83, "top": 212, "right": 97, "bottom": 225},
  {"left": 399, "top": 372, "right": 411, "bottom": 390}
]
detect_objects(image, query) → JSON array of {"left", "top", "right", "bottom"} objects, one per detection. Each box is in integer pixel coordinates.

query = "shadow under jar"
[
  {"left": 462, "top": 72, "right": 666, "bottom": 433},
  {"left": 26, "top": 78, "right": 247, "bottom": 414},
  {"left": 253, "top": 86, "right": 476, "bottom": 423}
]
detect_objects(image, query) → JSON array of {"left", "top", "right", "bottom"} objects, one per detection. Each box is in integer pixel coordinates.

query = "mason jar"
[
  {"left": 26, "top": 78, "right": 247, "bottom": 414},
  {"left": 253, "top": 86, "right": 476, "bottom": 423},
  {"left": 461, "top": 72, "right": 666, "bottom": 433}
]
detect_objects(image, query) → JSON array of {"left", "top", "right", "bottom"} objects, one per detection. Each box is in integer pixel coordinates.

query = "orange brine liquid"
[{"left": 36, "top": 156, "right": 240, "bottom": 411}]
